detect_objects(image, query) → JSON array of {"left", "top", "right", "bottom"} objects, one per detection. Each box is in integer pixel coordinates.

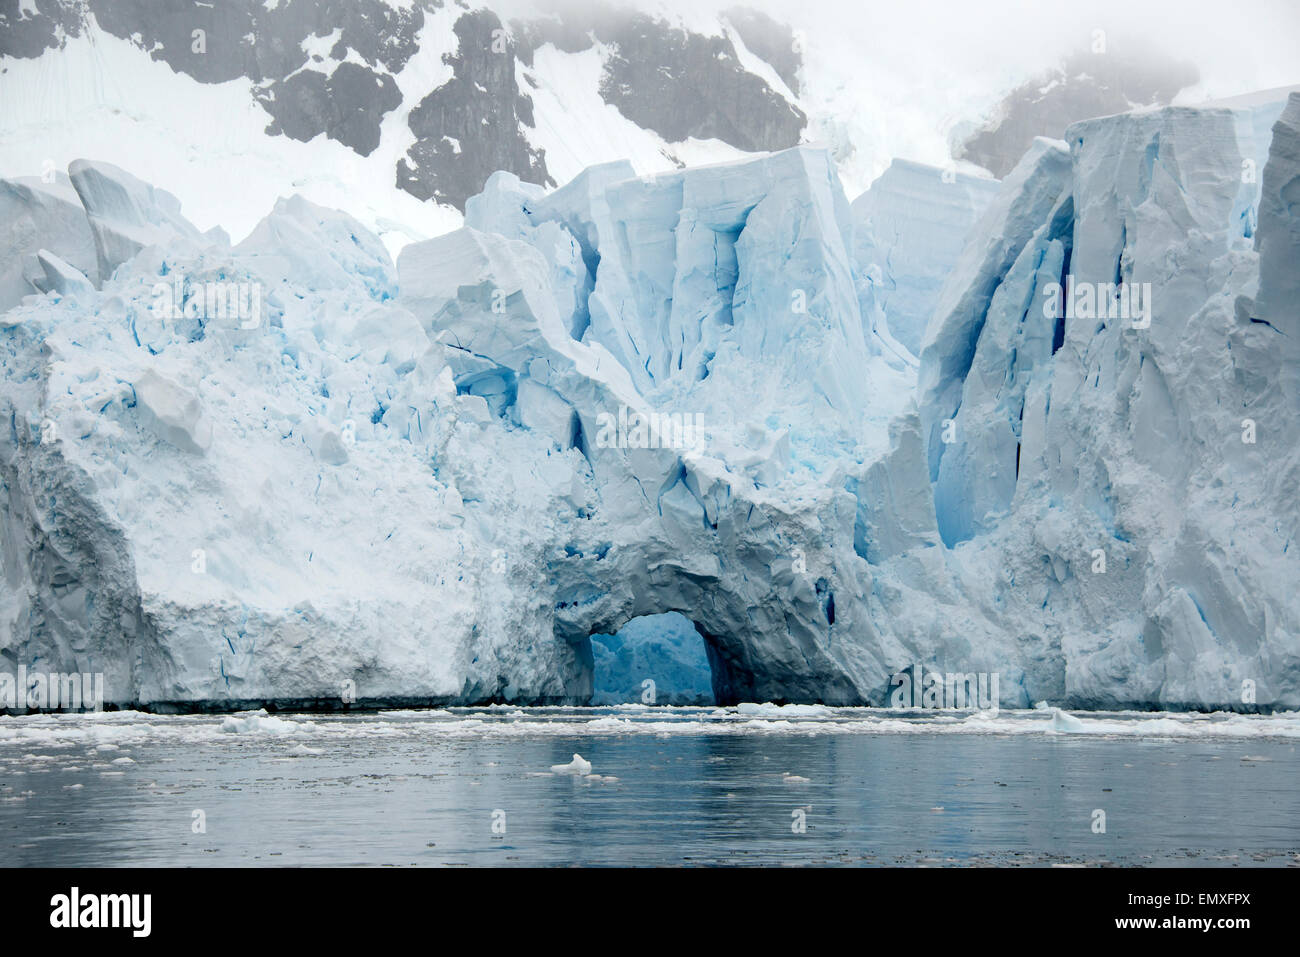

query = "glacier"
[
  {"left": 589, "top": 612, "right": 714, "bottom": 706},
  {"left": 1, "top": 92, "right": 1298, "bottom": 712},
  {"left": 851, "top": 158, "right": 1001, "bottom": 357}
]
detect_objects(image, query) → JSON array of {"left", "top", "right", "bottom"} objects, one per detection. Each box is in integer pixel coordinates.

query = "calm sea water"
[{"left": 2, "top": 706, "right": 1297, "bottom": 867}]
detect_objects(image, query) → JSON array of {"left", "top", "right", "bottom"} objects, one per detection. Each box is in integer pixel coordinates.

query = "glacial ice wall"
[
  {"left": 1, "top": 93, "right": 1298, "bottom": 711},
  {"left": 851, "top": 159, "right": 1001, "bottom": 357},
  {"left": 915, "top": 93, "right": 1300, "bottom": 708}
]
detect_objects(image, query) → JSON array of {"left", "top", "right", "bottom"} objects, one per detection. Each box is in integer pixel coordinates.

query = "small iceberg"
[
  {"left": 1049, "top": 708, "right": 1086, "bottom": 733},
  {"left": 550, "top": 753, "right": 592, "bottom": 775}
]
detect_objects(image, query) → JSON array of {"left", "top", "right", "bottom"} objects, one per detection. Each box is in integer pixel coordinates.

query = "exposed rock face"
[
  {"left": 262, "top": 62, "right": 403, "bottom": 158},
  {"left": 10, "top": 0, "right": 428, "bottom": 156},
  {"left": 3, "top": 0, "right": 808, "bottom": 211},
  {"left": 958, "top": 49, "right": 1198, "bottom": 178},
  {"left": 721, "top": 7, "right": 801, "bottom": 95},
  {"left": 1, "top": 92, "right": 1297, "bottom": 713},
  {"left": 578, "top": 10, "right": 804, "bottom": 152},
  {"left": 397, "top": 8, "right": 547, "bottom": 210}
]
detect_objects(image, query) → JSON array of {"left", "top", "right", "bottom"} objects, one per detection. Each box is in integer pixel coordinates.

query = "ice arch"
[{"left": 589, "top": 613, "right": 714, "bottom": 705}]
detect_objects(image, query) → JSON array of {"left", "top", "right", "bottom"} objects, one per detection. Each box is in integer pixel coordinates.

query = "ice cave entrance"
[{"left": 589, "top": 613, "right": 716, "bottom": 706}]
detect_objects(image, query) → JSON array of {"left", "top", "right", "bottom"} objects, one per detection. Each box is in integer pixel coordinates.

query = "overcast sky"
[{"left": 644, "top": 0, "right": 1300, "bottom": 99}]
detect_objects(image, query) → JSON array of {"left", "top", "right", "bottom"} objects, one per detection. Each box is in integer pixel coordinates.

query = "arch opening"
[{"left": 588, "top": 612, "right": 717, "bottom": 706}]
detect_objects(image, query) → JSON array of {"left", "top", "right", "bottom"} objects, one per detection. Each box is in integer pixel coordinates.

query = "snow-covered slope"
[
  {"left": 10, "top": 0, "right": 1261, "bottom": 261},
  {"left": 0, "top": 0, "right": 810, "bottom": 255},
  {"left": 2, "top": 84, "right": 1298, "bottom": 711}
]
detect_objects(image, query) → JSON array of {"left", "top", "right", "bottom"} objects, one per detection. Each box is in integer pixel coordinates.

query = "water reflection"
[{"left": 0, "top": 710, "right": 1296, "bottom": 866}]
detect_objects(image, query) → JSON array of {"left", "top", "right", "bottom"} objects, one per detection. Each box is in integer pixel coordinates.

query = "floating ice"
[
  {"left": 219, "top": 711, "right": 312, "bottom": 736},
  {"left": 550, "top": 753, "right": 592, "bottom": 774},
  {"left": 1049, "top": 709, "right": 1086, "bottom": 733}
]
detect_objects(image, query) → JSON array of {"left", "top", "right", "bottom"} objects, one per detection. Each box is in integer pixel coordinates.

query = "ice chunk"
[
  {"left": 32, "top": 250, "right": 95, "bottom": 300},
  {"left": 132, "top": 368, "right": 213, "bottom": 454},
  {"left": 234, "top": 194, "right": 395, "bottom": 301},
  {"left": 220, "top": 711, "right": 312, "bottom": 736},
  {"left": 398, "top": 226, "right": 567, "bottom": 371},
  {"left": 464, "top": 170, "right": 547, "bottom": 241},
  {"left": 0, "top": 173, "right": 98, "bottom": 311},
  {"left": 301, "top": 416, "right": 350, "bottom": 466},
  {"left": 848, "top": 411, "right": 941, "bottom": 562},
  {"left": 736, "top": 702, "right": 834, "bottom": 717},
  {"left": 512, "top": 378, "right": 579, "bottom": 450},
  {"left": 1049, "top": 709, "right": 1086, "bottom": 733},
  {"left": 550, "top": 753, "right": 592, "bottom": 774},
  {"left": 68, "top": 159, "right": 216, "bottom": 282}
]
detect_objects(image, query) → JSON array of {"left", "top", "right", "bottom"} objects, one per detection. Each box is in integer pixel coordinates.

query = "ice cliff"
[
  {"left": 851, "top": 159, "right": 1000, "bottom": 357},
  {"left": 2, "top": 92, "right": 1298, "bottom": 711}
]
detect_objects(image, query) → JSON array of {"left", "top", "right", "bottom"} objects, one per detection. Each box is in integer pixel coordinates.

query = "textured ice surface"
[
  {"left": 1253, "top": 94, "right": 1300, "bottom": 337},
  {"left": 2, "top": 94, "right": 1298, "bottom": 711},
  {"left": 69, "top": 158, "right": 224, "bottom": 282},
  {"left": 913, "top": 92, "right": 1300, "bottom": 708},
  {"left": 0, "top": 172, "right": 98, "bottom": 312},
  {"left": 851, "top": 159, "right": 1001, "bottom": 356}
]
